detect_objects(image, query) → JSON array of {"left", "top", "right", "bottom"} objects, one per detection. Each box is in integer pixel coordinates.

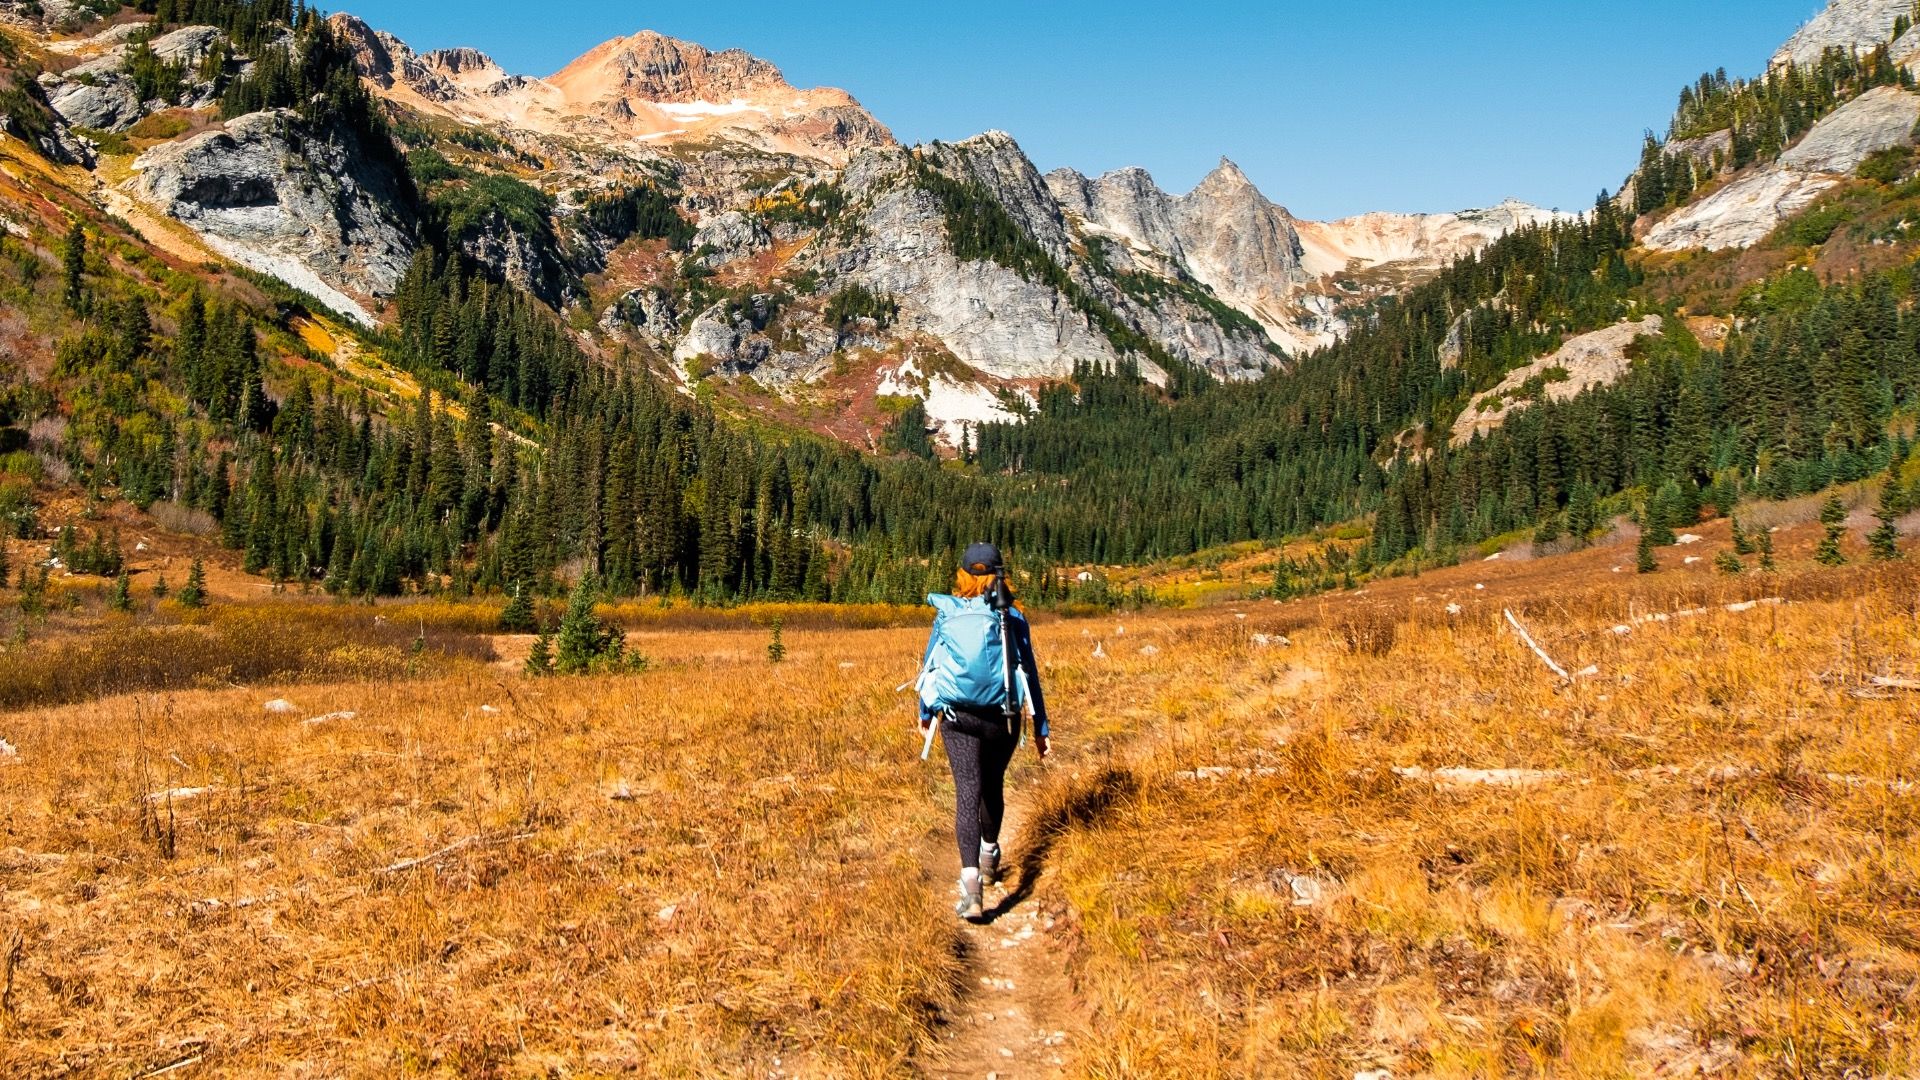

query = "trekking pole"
[{"left": 920, "top": 714, "right": 939, "bottom": 761}]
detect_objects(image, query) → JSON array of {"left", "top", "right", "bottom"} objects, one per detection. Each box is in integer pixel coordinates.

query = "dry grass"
[
  {"left": 1, "top": 520, "right": 1917, "bottom": 1076},
  {"left": 1024, "top": 553, "right": 1920, "bottom": 1077},
  {"left": 1, "top": 625, "right": 959, "bottom": 1077},
  {"left": 0, "top": 604, "right": 497, "bottom": 710}
]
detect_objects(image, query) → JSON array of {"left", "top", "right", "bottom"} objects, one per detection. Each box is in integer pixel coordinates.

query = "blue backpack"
[{"left": 918, "top": 594, "right": 1028, "bottom": 717}]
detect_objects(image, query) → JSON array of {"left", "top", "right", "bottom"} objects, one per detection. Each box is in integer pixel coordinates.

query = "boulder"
[{"left": 42, "top": 73, "right": 144, "bottom": 131}]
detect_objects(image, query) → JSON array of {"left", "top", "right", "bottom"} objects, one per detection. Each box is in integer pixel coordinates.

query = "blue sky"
[{"left": 333, "top": 0, "right": 1830, "bottom": 220}]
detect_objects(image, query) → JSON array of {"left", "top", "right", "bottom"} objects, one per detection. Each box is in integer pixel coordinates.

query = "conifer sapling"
[
  {"left": 767, "top": 617, "right": 786, "bottom": 664},
  {"left": 177, "top": 559, "right": 208, "bottom": 608},
  {"left": 1869, "top": 479, "right": 1904, "bottom": 561},
  {"left": 1815, "top": 495, "right": 1849, "bottom": 566}
]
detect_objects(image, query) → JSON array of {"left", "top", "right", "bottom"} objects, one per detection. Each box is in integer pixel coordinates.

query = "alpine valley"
[
  {"left": 0, "top": 0, "right": 1916, "bottom": 603},
  {"left": 8, "top": 3, "right": 1920, "bottom": 1077}
]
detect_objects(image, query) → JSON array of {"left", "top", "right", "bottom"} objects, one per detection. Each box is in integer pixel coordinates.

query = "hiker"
[{"left": 916, "top": 542, "right": 1050, "bottom": 921}]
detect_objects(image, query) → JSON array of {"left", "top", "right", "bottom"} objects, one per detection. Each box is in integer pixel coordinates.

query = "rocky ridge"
[
  {"left": 1050, "top": 162, "right": 1564, "bottom": 353},
  {"left": 1450, "top": 317, "right": 1665, "bottom": 445},
  {"left": 329, "top": 14, "right": 891, "bottom": 164}
]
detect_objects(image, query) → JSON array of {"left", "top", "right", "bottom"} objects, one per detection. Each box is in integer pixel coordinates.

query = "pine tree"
[
  {"left": 1815, "top": 495, "right": 1849, "bottom": 566},
  {"left": 151, "top": 574, "right": 170, "bottom": 599},
  {"left": 62, "top": 220, "right": 86, "bottom": 313},
  {"left": 1758, "top": 527, "right": 1777, "bottom": 572},
  {"left": 1869, "top": 479, "right": 1904, "bottom": 561},
  {"left": 1643, "top": 500, "right": 1677, "bottom": 547},
  {"left": 524, "top": 629, "right": 554, "bottom": 677},
  {"left": 554, "top": 574, "right": 637, "bottom": 674},
  {"left": 1637, "top": 530, "right": 1659, "bottom": 574},
  {"left": 178, "top": 559, "right": 208, "bottom": 608},
  {"left": 499, "top": 581, "right": 537, "bottom": 632},
  {"left": 1714, "top": 550, "right": 1744, "bottom": 575},
  {"left": 1567, "top": 482, "right": 1600, "bottom": 546},
  {"left": 1731, "top": 516, "right": 1755, "bottom": 556},
  {"left": 110, "top": 571, "right": 133, "bottom": 612},
  {"left": 19, "top": 566, "right": 48, "bottom": 618}
]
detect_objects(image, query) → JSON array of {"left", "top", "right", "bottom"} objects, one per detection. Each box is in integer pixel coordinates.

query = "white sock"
[
  {"left": 981, "top": 842, "right": 1000, "bottom": 857},
  {"left": 960, "top": 867, "right": 981, "bottom": 888}
]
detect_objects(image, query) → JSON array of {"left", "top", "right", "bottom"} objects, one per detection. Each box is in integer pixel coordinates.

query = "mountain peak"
[
  {"left": 1188, "top": 157, "right": 1272, "bottom": 210},
  {"left": 551, "top": 29, "right": 788, "bottom": 102},
  {"left": 1208, "top": 156, "right": 1250, "bottom": 183}
]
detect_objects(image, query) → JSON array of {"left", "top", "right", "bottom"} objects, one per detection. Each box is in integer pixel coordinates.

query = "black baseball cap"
[{"left": 961, "top": 542, "right": 1003, "bottom": 575}]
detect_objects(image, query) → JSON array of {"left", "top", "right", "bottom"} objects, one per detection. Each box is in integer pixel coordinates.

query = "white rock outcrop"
[
  {"left": 1452, "top": 316, "right": 1664, "bottom": 445},
  {"left": 129, "top": 109, "right": 418, "bottom": 324},
  {"left": 1645, "top": 86, "right": 1920, "bottom": 252}
]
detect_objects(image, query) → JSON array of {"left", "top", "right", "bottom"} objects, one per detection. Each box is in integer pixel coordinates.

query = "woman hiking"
[{"left": 916, "top": 542, "right": 1050, "bottom": 922}]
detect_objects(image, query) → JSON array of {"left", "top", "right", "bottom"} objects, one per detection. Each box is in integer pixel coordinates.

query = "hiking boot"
[
  {"left": 955, "top": 869, "right": 985, "bottom": 921},
  {"left": 980, "top": 843, "right": 1003, "bottom": 887}
]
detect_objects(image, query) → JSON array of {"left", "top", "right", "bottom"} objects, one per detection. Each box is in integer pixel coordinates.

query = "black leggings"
[{"left": 942, "top": 715, "right": 1017, "bottom": 869}]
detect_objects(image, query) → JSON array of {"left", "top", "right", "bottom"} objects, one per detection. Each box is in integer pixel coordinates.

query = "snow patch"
[{"left": 656, "top": 98, "right": 764, "bottom": 119}]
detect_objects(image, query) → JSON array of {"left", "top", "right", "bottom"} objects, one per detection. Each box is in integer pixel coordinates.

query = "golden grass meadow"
[{"left": 1, "top": 516, "right": 1917, "bottom": 1078}]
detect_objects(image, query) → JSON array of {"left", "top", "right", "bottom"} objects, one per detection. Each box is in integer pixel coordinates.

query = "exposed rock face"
[
  {"left": 834, "top": 149, "right": 1144, "bottom": 383},
  {"left": 928, "top": 132, "right": 1077, "bottom": 264},
  {"left": 601, "top": 287, "right": 679, "bottom": 337},
  {"left": 1, "top": 60, "right": 90, "bottom": 164},
  {"left": 0, "top": 0, "right": 95, "bottom": 30},
  {"left": 690, "top": 209, "right": 770, "bottom": 267},
  {"left": 1049, "top": 166, "right": 1185, "bottom": 258},
  {"left": 38, "top": 25, "right": 227, "bottom": 131},
  {"left": 1773, "top": 0, "right": 1913, "bottom": 68},
  {"left": 129, "top": 109, "right": 417, "bottom": 324},
  {"left": 1452, "top": 316, "right": 1665, "bottom": 445},
  {"left": 1779, "top": 85, "right": 1920, "bottom": 169},
  {"left": 816, "top": 134, "right": 1279, "bottom": 383},
  {"left": 1174, "top": 159, "right": 1315, "bottom": 341},
  {"left": 1646, "top": 86, "right": 1920, "bottom": 251},
  {"left": 456, "top": 212, "right": 569, "bottom": 306},
  {"left": 674, "top": 297, "right": 775, "bottom": 375},
  {"left": 552, "top": 32, "right": 789, "bottom": 103},
  {"left": 1298, "top": 200, "right": 1567, "bottom": 276}
]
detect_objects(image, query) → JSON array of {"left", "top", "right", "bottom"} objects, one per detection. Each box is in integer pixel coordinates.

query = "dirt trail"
[{"left": 919, "top": 763, "right": 1082, "bottom": 1080}]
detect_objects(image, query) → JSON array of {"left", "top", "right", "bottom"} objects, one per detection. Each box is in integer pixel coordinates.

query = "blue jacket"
[{"left": 919, "top": 606, "right": 1049, "bottom": 738}]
